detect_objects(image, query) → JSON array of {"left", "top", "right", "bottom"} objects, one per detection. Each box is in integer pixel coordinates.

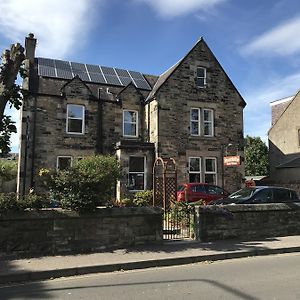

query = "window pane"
[
  {"left": 189, "top": 158, "right": 200, "bottom": 171},
  {"left": 205, "top": 174, "right": 216, "bottom": 185},
  {"left": 197, "top": 67, "right": 205, "bottom": 77},
  {"left": 124, "top": 123, "right": 136, "bottom": 136},
  {"left": 204, "top": 123, "right": 212, "bottom": 136},
  {"left": 204, "top": 110, "right": 212, "bottom": 121},
  {"left": 57, "top": 157, "right": 72, "bottom": 170},
  {"left": 189, "top": 174, "right": 201, "bottom": 183},
  {"left": 205, "top": 159, "right": 216, "bottom": 172},
  {"left": 191, "top": 122, "right": 199, "bottom": 135},
  {"left": 196, "top": 77, "right": 205, "bottom": 88},
  {"left": 68, "top": 105, "right": 83, "bottom": 118},
  {"left": 129, "top": 157, "right": 144, "bottom": 172},
  {"left": 191, "top": 109, "right": 199, "bottom": 121},
  {"left": 128, "top": 173, "right": 144, "bottom": 190},
  {"left": 68, "top": 119, "right": 83, "bottom": 133},
  {"left": 124, "top": 111, "right": 136, "bottom": 123}
]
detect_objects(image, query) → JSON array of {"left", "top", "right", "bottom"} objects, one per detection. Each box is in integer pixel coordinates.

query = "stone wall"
[
  {"left": 0, "top": 207, "right": 162, "bottom": 257},
  {"left": 196, "top": 203, "right": 300, "bottom": 242}
]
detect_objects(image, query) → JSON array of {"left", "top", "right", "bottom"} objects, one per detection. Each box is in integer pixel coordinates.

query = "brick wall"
[
  {"left": 196, "top": 203, "right": 300, "bottom": 242},
  {"left": 0, "top": 207, "right": 162, "bottom": 257}
]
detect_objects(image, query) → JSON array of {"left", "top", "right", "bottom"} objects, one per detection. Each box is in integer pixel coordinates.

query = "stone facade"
[{"left": 18, "top": 34, "right": 245, "bottom": 199}]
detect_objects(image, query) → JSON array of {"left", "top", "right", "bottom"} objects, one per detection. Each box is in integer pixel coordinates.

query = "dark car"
[
  {"left": 209, "top": 186, "right": 299, "bottom": 205},
  {"left": 177, "top": 183, "right": 229, "bottom": 204}
]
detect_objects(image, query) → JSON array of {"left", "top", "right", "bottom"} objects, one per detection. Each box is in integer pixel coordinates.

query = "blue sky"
[{"left": 1, "top": 0, "right": 300, "bottom": 152}]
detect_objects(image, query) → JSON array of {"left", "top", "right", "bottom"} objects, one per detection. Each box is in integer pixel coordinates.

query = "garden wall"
[
  {"left": 195, "top": 203, "right": 300, "bottom": 242},
  {"left": 0, "top": 207, "right": 162, "bottom": 257}
]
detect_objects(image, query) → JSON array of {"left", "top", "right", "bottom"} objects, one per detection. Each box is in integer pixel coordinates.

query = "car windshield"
[
  {"left": 228, "top": 187, "right": 258, "bottom": 199},
  {"left": 177, "top": 185, "right": 184, "bottom": 191}
]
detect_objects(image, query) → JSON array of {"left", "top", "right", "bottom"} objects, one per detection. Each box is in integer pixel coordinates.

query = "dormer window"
[{"left": 196, "top": 67, "right": 206, "bottom": 88}]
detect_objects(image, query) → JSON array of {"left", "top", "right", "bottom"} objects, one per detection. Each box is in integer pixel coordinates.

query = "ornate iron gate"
[
  {"left": 153, "top": 157, "right": 177, "bottom": 209},
  {"left": 153, "top": 157, "right": 194, "bottom": 239}
]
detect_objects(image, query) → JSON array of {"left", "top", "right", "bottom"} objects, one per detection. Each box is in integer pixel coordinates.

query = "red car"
[{"left": 177, "top": 183, "right": 229, "bottom": 204}]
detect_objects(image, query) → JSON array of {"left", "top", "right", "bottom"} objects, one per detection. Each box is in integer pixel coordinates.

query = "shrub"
[
  {"left": 0, "top": 193, "right": 18, "bottom": 212},
  {"left": 0, "top": 192, "right": 51, "bottom": 212},
  {"left": 0, "top": 159, "right": 17, "bottom": 182},
  {"left": 49, "top": 155, "right": 122, "bottom": 212},
  {"left": 133, "top": 190, "right": 153, "bottom": 207}
]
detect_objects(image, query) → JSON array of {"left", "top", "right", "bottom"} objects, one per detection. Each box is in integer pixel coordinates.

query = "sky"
[{"left": 1, "top": 0, "right": 300, "bottom": 152}]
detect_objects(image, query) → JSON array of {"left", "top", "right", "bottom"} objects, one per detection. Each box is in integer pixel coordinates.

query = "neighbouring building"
[
  {"left": 268, "top": 93, "right": 300, "bottom": 187},
  {"left": 17, "top": 33, "right": 246, "bottom": 199}
]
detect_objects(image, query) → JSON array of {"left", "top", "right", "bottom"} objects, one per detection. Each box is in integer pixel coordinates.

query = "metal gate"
[{"left": 153, "top": 157, "right": 195, "bottom": 240}]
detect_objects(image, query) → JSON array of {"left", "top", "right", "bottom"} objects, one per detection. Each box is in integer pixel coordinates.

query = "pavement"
[{"left": 1, "top": 235, "right": 300, "bottom": 285}]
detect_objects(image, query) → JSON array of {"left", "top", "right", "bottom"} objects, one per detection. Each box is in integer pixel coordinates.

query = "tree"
[
  {"left": 0, "top": 43, "right": 25, "bottom": 155},
  {"left": 244, "top": 135, "right": 269, "bottom": 176}
]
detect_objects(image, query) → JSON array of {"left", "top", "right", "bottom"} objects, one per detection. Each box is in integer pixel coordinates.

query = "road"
[{"left": 1, "top": 253, "right": 300, "bottom": 299}]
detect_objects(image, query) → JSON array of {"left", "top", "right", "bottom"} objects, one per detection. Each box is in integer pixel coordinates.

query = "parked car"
[
  {"left": 209, "top": 186, "right": 299, "bottom": 205},
  {"left": 177, "top": 183, "right": 229, "bottom": 204}
]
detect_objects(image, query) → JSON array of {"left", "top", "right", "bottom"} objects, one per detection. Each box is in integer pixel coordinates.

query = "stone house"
[
  {"left": 17, "top": 34, "right": 246, "bottom": 199},
  {"left": 268, "top": 93, "right": 300, "bottom": 185}
]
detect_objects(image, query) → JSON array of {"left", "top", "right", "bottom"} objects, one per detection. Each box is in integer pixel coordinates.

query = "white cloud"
[
  {"left": 0, "top": 0, "right": 99, "bottom": 58},
  {"left": 135, "top": 0, "right": 227, "bottom": 19},
  {"left": 243, "top": 71, "right": 300, "bottom": 142},
  {"left": 241, "top": 16, "right": 300, "bottom": 56}
]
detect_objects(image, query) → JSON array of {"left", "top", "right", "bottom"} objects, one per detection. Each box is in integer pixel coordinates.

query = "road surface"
[{"left": 1, "top": 253, "right": 300, "bottom": 299}]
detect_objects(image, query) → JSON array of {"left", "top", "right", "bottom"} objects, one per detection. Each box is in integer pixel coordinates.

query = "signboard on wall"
[{"left": 224, "top": 155, "right": 241, "bottom": 166}]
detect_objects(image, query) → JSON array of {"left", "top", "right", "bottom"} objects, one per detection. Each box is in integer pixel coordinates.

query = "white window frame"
[
  {"left": 204, "top": 157, "right": 217, "bottom": 185},
  {"left": 196, "top": 67, "right": 206, "bottom": 88},
  {"left": 123, "top": 110, "right": 138, "bottom": 137},
  {"left": 190, "top": 108, "right": 201, "bottom": 136},
  {"left": 128, "top": 156, "right": 146, "bottom": 191},
  {"left": 56, "top": 156, "right": 73, "bottom": 170},
  {"left": 188, "top": 157, "right": 202, "bottom": 182},
  {"left": 66, "top": 104, "right": 85, "bottom": 134},
  {"left": 203, "top": 109, "right": 214, "bottom": 137}
]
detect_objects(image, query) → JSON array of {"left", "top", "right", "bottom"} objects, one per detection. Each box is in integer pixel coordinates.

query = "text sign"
[{"left": 224, "top": 156, "right": 240, "bottom": 166}]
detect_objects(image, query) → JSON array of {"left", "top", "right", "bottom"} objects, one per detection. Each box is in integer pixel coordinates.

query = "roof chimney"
[{"left": 25, "top": 33, "right": 37, "bottom": 63}]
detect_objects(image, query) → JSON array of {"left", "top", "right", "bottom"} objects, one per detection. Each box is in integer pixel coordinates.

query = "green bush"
[
  {"left": 0, "top": 159, "right": 17, "bottom": 181},
  {"left": 133, "top": 190, "right": 153, "bottom": 207},
  {"left": 0, "top": 192, "right": 49, "bottom": 212},
  {"left": 49, "top": 155, "right": 122, "bottom": 212},
  {"left": 0, "top": 193, "right": 18, "bottom": 212}
]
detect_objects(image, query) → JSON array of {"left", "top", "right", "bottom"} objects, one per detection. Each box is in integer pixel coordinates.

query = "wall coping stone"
[
  {"left": 0, "top": 206, "right": 163, "bottom": 221},
  {"left": 198, "top": 203, "right": 300, "bottom": 213}
]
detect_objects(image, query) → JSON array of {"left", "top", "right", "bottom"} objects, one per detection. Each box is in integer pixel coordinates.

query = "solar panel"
[
  {"left": 37, "top": 58, "right": 151, "bottom": 90},
  {"left": 38, "top": 58, "right": 56, "bottom": 77},
  {"left": 55, "top": 60, "right": 73, "bottom": 79},
  {"left": 128, "top": 70, "right": 144, "bottom": 80},
  {"left": 86, "top": 64, "right": 101, "bottom": 73},
  {"left": 101, "top": 66, "right": 116, "bottom": 76},
  {"left": 88, "top": 72, "right": 106, "bottom": 84},
  {"left": 104, "top": 74, "right": 122, "bottom": 86},
  {"left": 133, "top": 78, "right": 151, "bottom": 90},
  {"left": 119, "top": 76, "right": 132, "bottom": 86},
  {"left": 115, "top": 68, "right": 130, "bottom": 77},
  {"left": 70, "top": 62, "right": 90, "bottom": 81}
]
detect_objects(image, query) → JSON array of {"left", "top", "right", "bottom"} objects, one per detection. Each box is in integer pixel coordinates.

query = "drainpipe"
[
  {"left": 30, "top": 96, "right": 37, "bottom": 187},
  {"left": 22, "top": 116, "right": 30, "bottom": 196},
  {"left": 96, "top": 89, "right": 103, "bottom": 154}
]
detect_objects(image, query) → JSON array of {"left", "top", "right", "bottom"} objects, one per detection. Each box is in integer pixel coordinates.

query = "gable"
[
  {"left": 60, "top": 76, "right": 93, "bottom": 100},
  {"left": 146, "top": 38, "right": 246, "bottom": 108},
  {"left": 117, "top": 82, "right": 145, "bottom": 106},
  {"left": 269, "top": 90, "right": 300, "bottom": 155}
]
